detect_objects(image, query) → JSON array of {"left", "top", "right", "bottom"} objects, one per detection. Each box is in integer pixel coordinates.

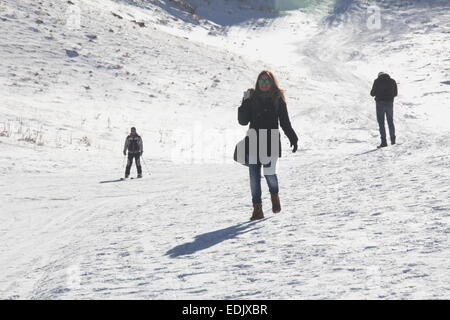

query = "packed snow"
[{"left": 1, "top": 0, "right": 449, "bottom": 299}]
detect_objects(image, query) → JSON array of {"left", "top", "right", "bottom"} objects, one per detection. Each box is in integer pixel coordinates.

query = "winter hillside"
[{"left": 1, "top": 0, "right": 450, "bottom": 299}]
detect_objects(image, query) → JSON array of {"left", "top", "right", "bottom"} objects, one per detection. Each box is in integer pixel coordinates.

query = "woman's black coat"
[{"left": 238, "top": 94, "right": 298, "bottom": 162}]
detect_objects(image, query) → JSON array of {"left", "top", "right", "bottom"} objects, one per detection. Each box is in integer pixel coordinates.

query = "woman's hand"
[{"left": 243, "top": 89, "right": 253, "bottom": 100}]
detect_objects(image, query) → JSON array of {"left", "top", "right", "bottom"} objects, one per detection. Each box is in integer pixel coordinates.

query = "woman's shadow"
[{"left": 165, "top": 220, "right": 266, "bottom": 258}]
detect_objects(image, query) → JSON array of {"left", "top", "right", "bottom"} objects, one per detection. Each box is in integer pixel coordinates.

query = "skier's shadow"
[
  {"left": 165, "top": 220, "right": 266, "bottom": 258},
  {"left": 99, "top": 178, "right": 124, "bottom": 184},
  {"left": 354, "top": 148, "right": 378, "bottom": 156}
]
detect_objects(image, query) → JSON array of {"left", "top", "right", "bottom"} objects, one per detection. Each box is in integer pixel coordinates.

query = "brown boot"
[
  {"left": 271, "top": 194, "right": 281, "bottom": 213},
  {"left": 250, "top": 203, "right": 264, "bottom": 221}
]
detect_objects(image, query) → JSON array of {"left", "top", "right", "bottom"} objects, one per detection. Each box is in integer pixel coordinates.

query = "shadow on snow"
[
  {"left": 99, "top": 178, "right": 124, "bottom": 184},
  {"left": 165, "top": 220, "right": 266, "bottom": 258},
  {"left": 354, "top": 148, "right": 379, "bottom": 156}
]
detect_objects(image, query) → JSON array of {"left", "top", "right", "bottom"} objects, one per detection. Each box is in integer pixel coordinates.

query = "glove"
[
  {"left": 140, "top": 151, "right": 143, "bottom": 156},
  {"left": 123, "top": 150, "right": 126, "bottom": 156},
  {"left": 290, "top": 142, "right": 298, "bottom": 153},
  {"left": 243, "top": 89, "right": 252, "bottom": 100}
]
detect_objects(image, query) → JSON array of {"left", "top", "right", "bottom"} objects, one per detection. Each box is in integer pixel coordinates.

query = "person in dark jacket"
[
  {"left": 123, "top": 127, "right": 143, "bottom": 178},
  {"left": 370, "top": 72, "right": 398, "bottom": 148},
  {"left": 238, "top": 70, "right": 298, "bottom": 220}
]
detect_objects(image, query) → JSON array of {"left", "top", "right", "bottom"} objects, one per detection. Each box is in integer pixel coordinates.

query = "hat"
[
  {"left": 131, "top": 127, "right": 136, "bottom": 131},
  {"left": 378, "top": 72, "right": 385, "bottom": 77}
]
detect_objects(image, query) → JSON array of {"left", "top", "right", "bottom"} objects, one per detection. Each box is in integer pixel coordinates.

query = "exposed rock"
[
  {"left": 112, "top": 12, "right": 123, "bottom": 19},
  {"left": 65, "top": 49, "right": 79, "bottom": 58}
]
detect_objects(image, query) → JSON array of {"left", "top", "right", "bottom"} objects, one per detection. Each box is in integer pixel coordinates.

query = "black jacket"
[
  {"left": 238, "top": 93, "right": 298, "bottom": 159},
  {"left": 124, "top": 134, "right": 143, "bottom": 154},
  {"left": 370, "top": 73, "right": 398, "bottom": 102}
]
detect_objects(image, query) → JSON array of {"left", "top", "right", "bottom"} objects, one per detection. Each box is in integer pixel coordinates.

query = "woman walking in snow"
[{"left": 237, "top": 70, "right": 298, "bottom": 220}]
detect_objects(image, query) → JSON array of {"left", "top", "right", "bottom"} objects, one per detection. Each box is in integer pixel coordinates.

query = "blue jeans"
[{"left": 249, "top": 159, "right": 279, "bottom": 204}]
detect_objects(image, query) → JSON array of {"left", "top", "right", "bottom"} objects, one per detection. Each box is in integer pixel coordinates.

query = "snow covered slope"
[{"left": 1, "top": 0, "right": 450, "bottom": 299}]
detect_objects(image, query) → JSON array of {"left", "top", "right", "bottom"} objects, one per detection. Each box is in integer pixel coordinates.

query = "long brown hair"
[{"left": 252, "top": 70, "right": 286, "bottom": 105}]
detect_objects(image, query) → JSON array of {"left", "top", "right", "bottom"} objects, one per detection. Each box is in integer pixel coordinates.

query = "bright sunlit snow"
[{"left": 1, "top": 0, "right": 449, "bottom": 299}]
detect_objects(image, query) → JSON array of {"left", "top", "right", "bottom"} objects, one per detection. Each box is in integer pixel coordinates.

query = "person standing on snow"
[
  {"left": 123, "top": 127, "right": 143, "bottom": 178},
  {"left": 370, "top": 72, "right": 398, "bottom": 148},
  {"left": 238, "top": 70, "right": 298, "bottom": 221}
]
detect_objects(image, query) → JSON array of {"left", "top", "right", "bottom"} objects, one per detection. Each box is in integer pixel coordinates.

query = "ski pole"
[{"left": 141, "top": 155, "right": 150, "bottom": 175}]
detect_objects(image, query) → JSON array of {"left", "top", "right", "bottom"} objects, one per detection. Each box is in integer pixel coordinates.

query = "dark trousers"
[
  {"left": 376, "top": 101, "right": 395, "bottom": 141},
  {"left": 125, "top": 153, "right": 142, "bottom": 176}
]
